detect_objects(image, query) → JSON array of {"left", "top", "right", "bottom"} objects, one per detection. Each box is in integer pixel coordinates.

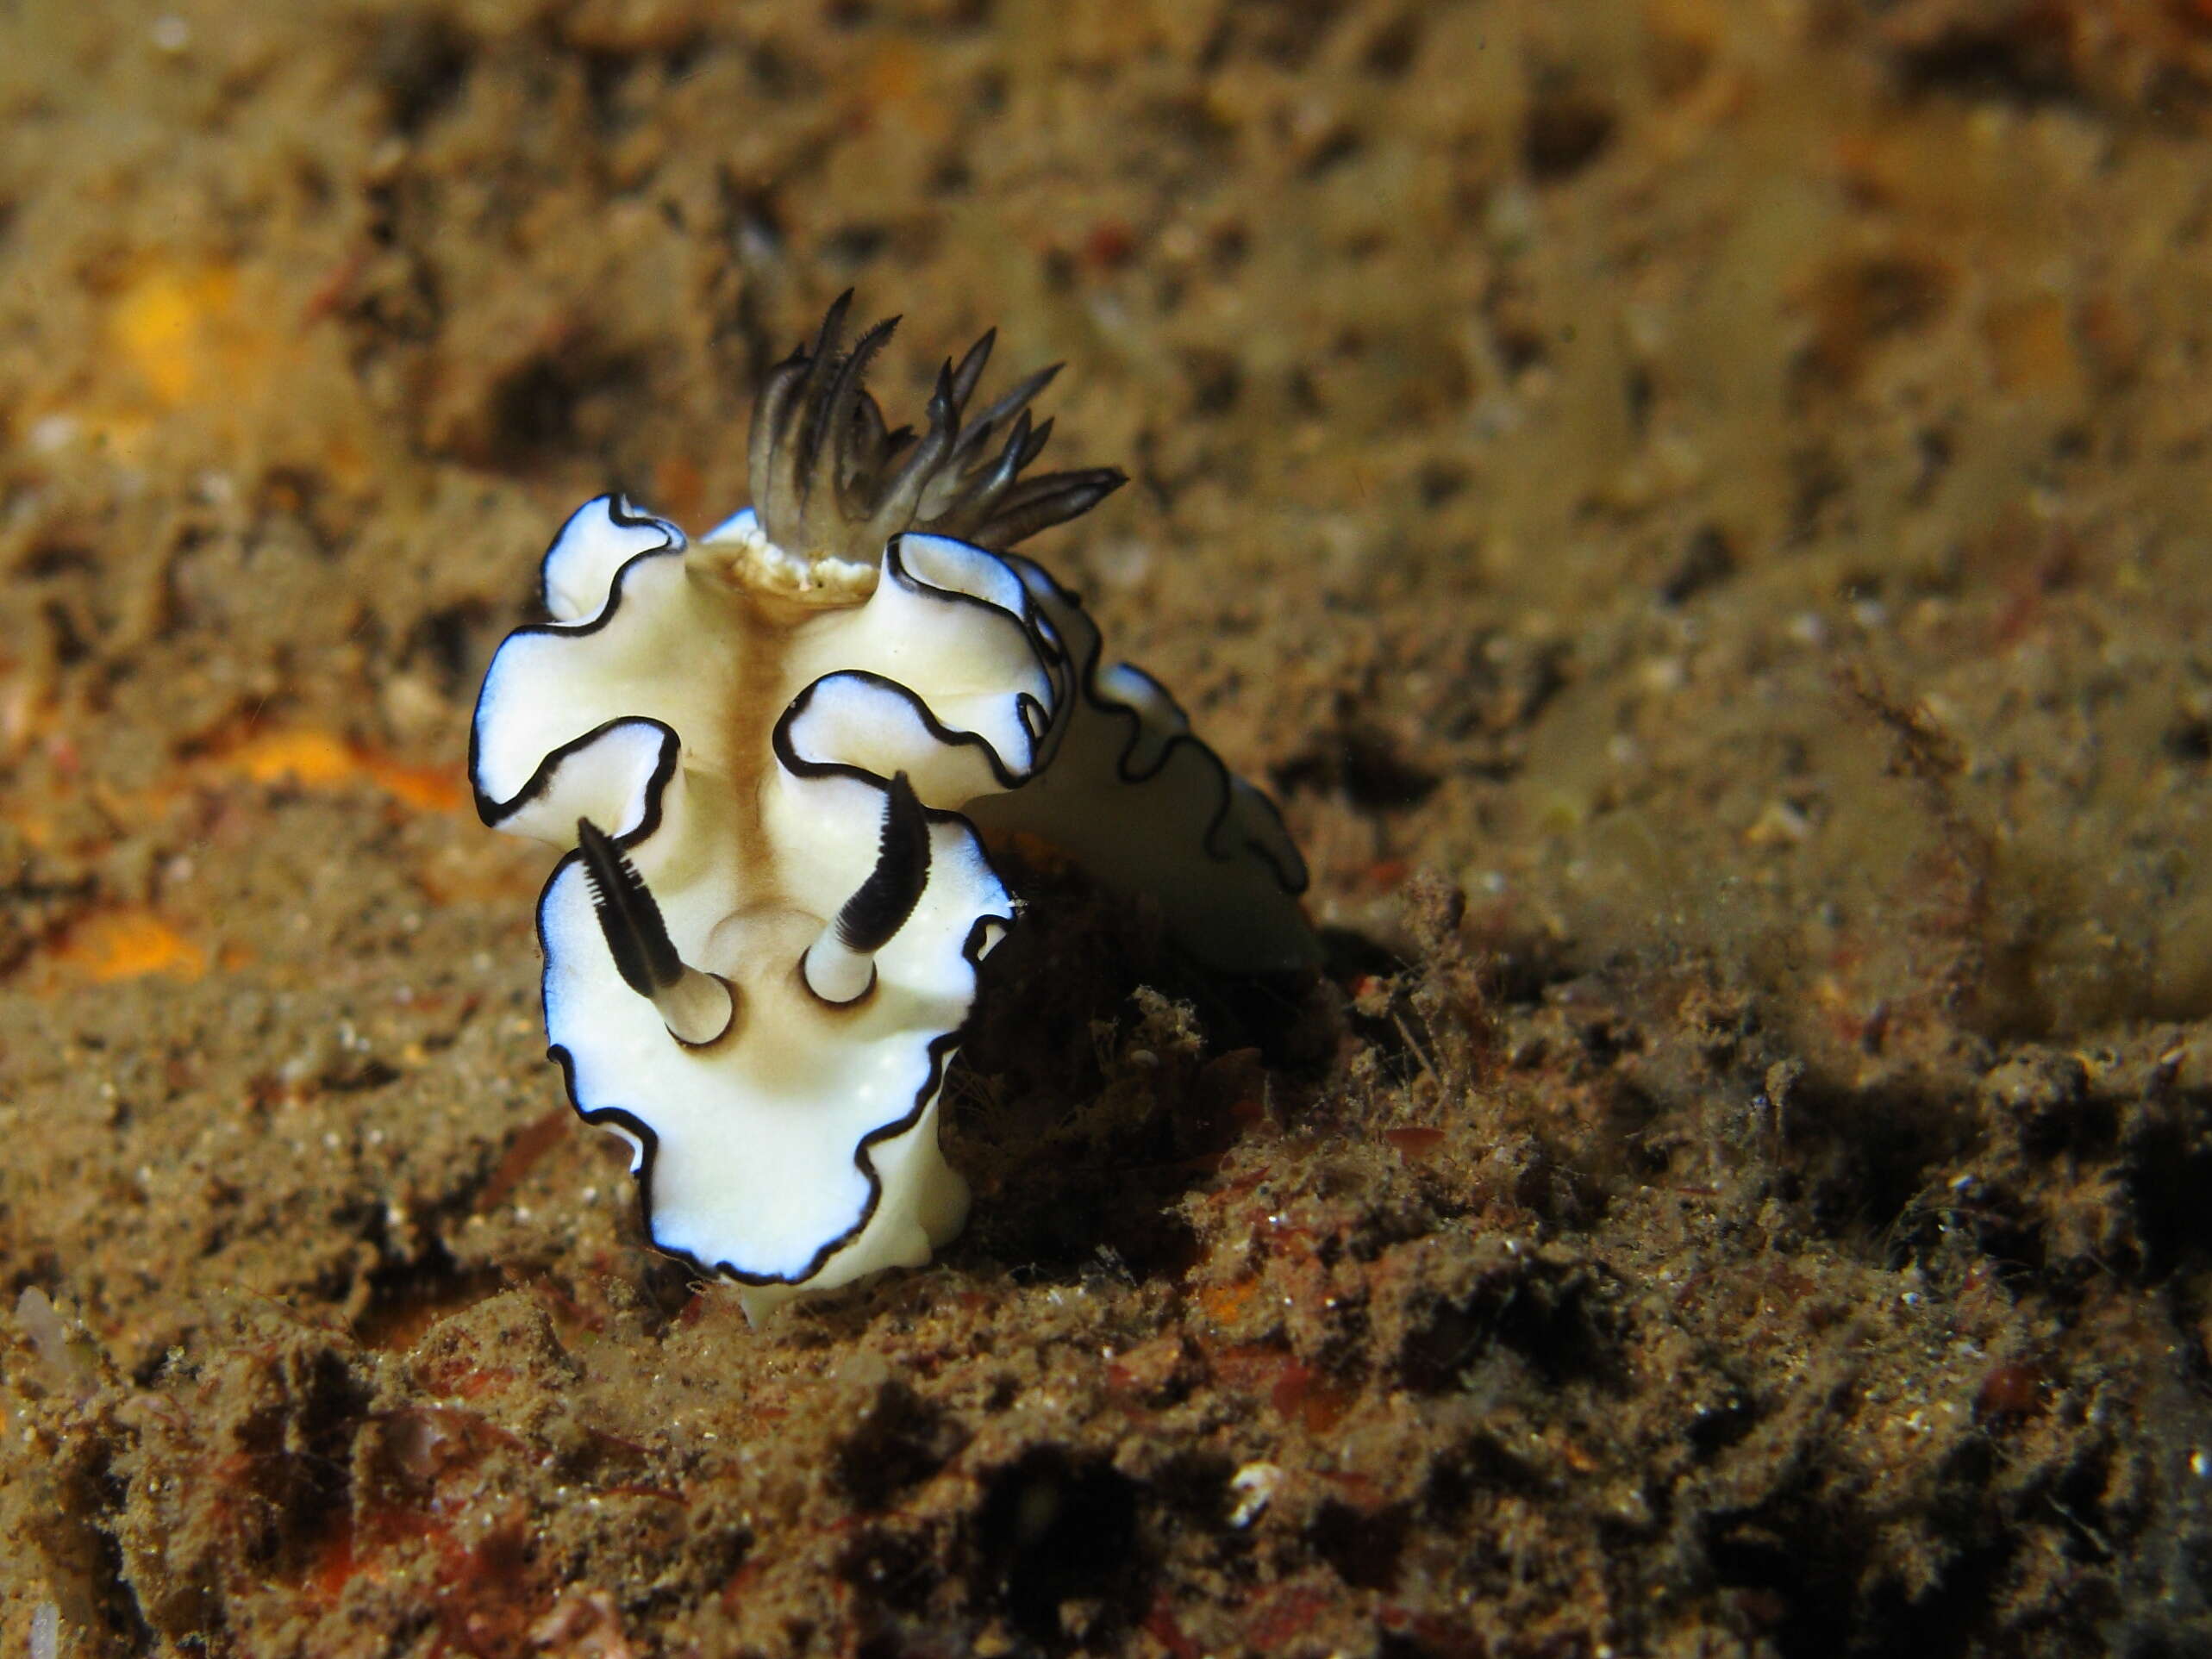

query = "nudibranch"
[{"left": 471, "top": 296, "right": 1316, "bottom": 1319}]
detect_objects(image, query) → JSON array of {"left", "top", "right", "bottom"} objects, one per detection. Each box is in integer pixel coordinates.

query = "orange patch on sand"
[
  {"left": 61, "top": 257, "right": 369, "bottom": 486},
  {"left": 6, "top": 724, "right": 463, "bottom": 987},
  {"left": 57, "top": 909, "right": 208, "bottom": 982},
  {"left": 76, "top": 262, "right": 286, "bottom": 461},
  {"left": 111, "top": 265, "right": 248, "bottom": 408},
  {"left": 1196, "top": 1279, "right": 1261, "bottom": 1325},
  {"left": 219, "top": 728, "right": 466, "bottom": 813}
]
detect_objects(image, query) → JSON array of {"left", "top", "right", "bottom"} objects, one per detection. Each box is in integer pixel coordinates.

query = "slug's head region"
[{"left": 704, "top": 292, "right": 1128, "bottom": 604}]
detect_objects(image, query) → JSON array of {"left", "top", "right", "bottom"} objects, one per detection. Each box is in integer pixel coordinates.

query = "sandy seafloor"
[{"left": 5, "top": 0, "right": 2212, "bottom": 1653}]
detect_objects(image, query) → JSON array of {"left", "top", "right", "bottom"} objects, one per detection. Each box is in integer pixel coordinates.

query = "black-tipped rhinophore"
[
  {"left": 834, "top": 772, "right": 932, "bottom": 955},
  {"left": 747, "top": 291, "right": 1127, "bottom": 561},
  {"left": 576, "top": 816, "right": 684, "bottom": 996}
]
